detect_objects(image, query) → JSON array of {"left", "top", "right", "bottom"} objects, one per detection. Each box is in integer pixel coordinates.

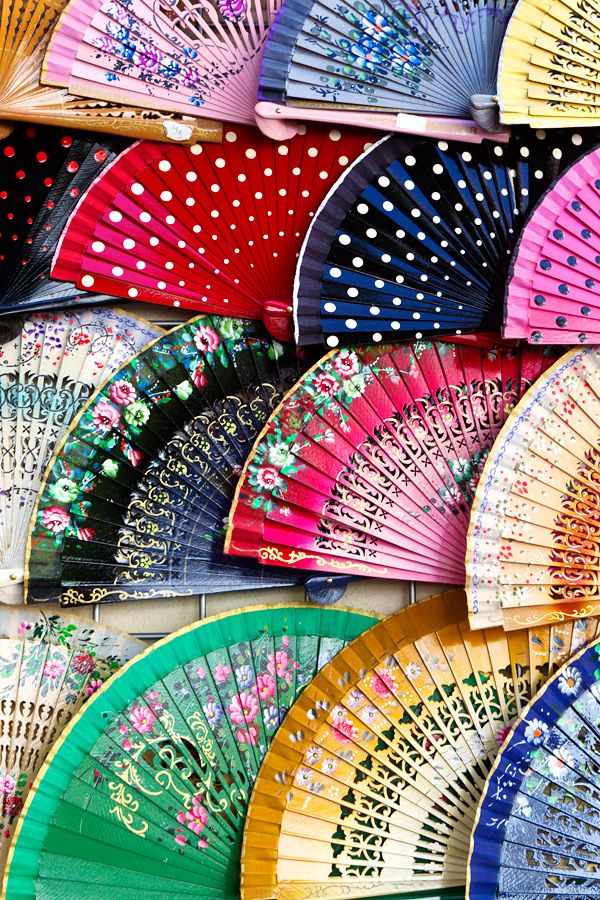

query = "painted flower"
[
  {"left": 44, "top": 660, "right": 65, "bottom": 679},
  {"left": 558, "top": 666, "right": 582, "bottom": 696},
  {"left": 77, "top": 527, "right": 95, "bottom": 541},
  {"left": 175, "top": 833, "right": 187, "bottom": 846},
  {"left": 192, "top": 364, "right": 207, "bottom": 389},
  {"left": 17, "top": 621, "right": 32, "bottom": 634},
  {"left": 203, "top": 702, "right": 223, "bottom": 726},
  {"left": 108, "top": 380, "right": 136, "bottom": 406},
  {"left": 295, "top": 767, "right": 313, "bottom": 787},
  {"left": 3, "top": 795, "right": 23, "bottom": 818},
  {"left": 236, "top": 725, "right": 259, "bottom": 744},
  {"left": 122, "top": 738, "right": 133, "bottom": 751},
  {"left": 129, "top": 705, "right": 155, "bottom": 734},
  {"left": 0, "top": 776, "right": 15, "bottom": 795},
  {"left": 361, "top": 10, "right": 395, "bottom": 39},
  {"left": 127, "top": 448, "right": 144, "bottom": 466},
  {"left": 343, "top": 374, "right": 367, "bottom": 399},
  {"left": 547, "top": 746, "right": 574, "bottom": 781},
  {"left": 175, "top": 380, "right": 193, "bottom": 401},
  {"left": 185, "top": 798, "right": 208, "bottom": 835},
  {"left": 312, "top": 372, "right": 339, "bottom": 398},
  {"left": 41, "top": 505, "right": 71, "bottom": 533},
  {"left": 181, "top": 66, "right": 201, "bottom": 88},
  {"left": 86, "top": 679, "right": 103, "bottom": 696},
  {"left": 405, "top": 662, "right": 422, "bottom": 681},
  {"left": 51, "top": 477, "right": 79, "bottom": 504},
  {"left": 267, "top": 441, "right": 296, "bottom": 468},
  {"left": 235, "top": 665, "right": 255, "bottom": 689},
  {"left": 332, "top": 350, "right": 360, "bottom": 379},
  {"left": 120, "top": 39, "right": 137, "bottom": 61},
  {"left": 219, "top": 318, "right": 244, "bottom": 341},
  {"left": 330, "top": 718, "right": 358, "bottom": 745},
  {"left": 267, "top": 650, "right": 289, "bottom": 679},
  {"left": 107, "top": 22, "right": 129, "bottom": 41},
  {"left": 359, "top": 704, "right": 378, "bottom": 724},
  {"left": 123, "top": 400, "right": 151, "bottom": 429},
  {"left": 253, "top": 672, "right": 276, "bottom": 700},
  {"left": 73, "top": 653, "right": 95, "bottom": 675},
  {"left": 449, "top": 458, "right": 472, "bottom": 484},
  {"left": 194, "top": 325, "right": 220, "bottom": 354},
  {"left": 306, "top": 746, "right": 322, "bottom": 765},
  {"left": 214, "top": 663, "right": 230, "bottom": 683},
  {"left": 92, "top": 400, "right": 120, "bottom": 431},
  {"left": 134, "top": 44, "right": 163, "bottom": 72},
  {"left": 228, "top": 691, "right": 259, "bottom": 725},
  {"left": 495, "top": 723, "right": 512, "bottom": 745},
  {"left": 161, "top": 61, "right": 180, "bottom": 78},
  {"left": 515, "top": 795, "right": 531, "bottom": 817},
  {"left": 95, "top": 35, "right": 115, "bottom": 53},
  {"left": 321, "top": 757, "right": 338, "bottom": 775},
  {"left": 524, "top": 718, "right": 548, "bottom": 746},
  {"left": 263, "top": 705, "right": 280, "bottom": 730},
  {"left": 101, "top": 459, "right": 119, "bottom": 478},
  {"left": 254, "top": 465, "right": 281, "bottom": 492},
  {"left": 371, "top": 670, "right": 397, "bottom": 697},
  {"left": 196, "top": 667, "right": 206, "bottom": 679},
  {"left": 346, "top": 688, "right": 364, "bottom": 707}
]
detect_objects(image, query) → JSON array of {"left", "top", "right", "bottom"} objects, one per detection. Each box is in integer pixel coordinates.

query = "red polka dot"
[
  {"left": 36, "top": 151, "right": 47, "bottom": 163},
  {"left": 0, "top": 192, "right": 6, "bottom": 200},
  {"left": 66, "top": 161, "right": 79, "bottom": 173},
  {"left": 44, "top": 177, "right": 53, "bottom": 187},
  {"left": 46, "top": 201, "right": 55, "bottom": 209},
  {"left": 7, "top": 213, "right": 13, "bottom": 220},
  {"left": 70, "top": 187, "right": 79, "bottom": 197},
  {"left": 61, "top": 136, "right": 73, "bottom": 148},
  {"left": 15, "top": 170, "right": 25, "bottom": 179},
  {"left": 94, "top": 150, "right": 107, "bottom": 163}
]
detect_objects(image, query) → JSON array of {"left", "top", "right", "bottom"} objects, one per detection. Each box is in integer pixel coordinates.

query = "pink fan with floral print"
[
  {"left": 225, "top": 339, "right": 560, "bottom": 582},
  {"left": 41, "top": 0, "right": 280, "bottom": 125}
]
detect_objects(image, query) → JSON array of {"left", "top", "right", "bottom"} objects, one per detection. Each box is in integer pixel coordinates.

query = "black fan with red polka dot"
[
  {"left": 0, "top": 124, "right": 127, "bottom": 314},
  {"left": 50, "top": 124, "right": 375, "bottom": 342}
]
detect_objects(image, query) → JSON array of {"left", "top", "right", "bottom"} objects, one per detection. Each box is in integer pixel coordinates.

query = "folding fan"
[
  {"left": 255, "top": 0, "right": 513, "bottom": 140},
  {"left": 469, "top": 637, "right": 600, "bottom": 899},
  {"left": 42, "top": 0, "right": 278, "bottom": 126},
  {"left": 0, "top": 308, "right": 161, "bottom": 604},
  {"left": 497, "top": 0, "right": 600, "bottom": 127},
  {"left": 0, "top": 0, "right": 221, "bottom": 143},
  {"left": 0, "top": 608, "right": 143, "bottom": 884},
  {"left": 237, "top": 589, "right": 600, "bottom": 899},
  {"left": 225, "top": 339, "right": 560, "bottom": 585},
  {"left": 293, "top": 129, "right": 599, "bottom": 348},
  {"left": 504, "top": 144, "right": 600, "bottom": 345},
  {"left": 51, "top": 125, "right": 375, "bottom": 342},
  {"left": 26, "top": 315, "right": 322, "bottom": 606},
  {"left": 467, "top": 344, "right": 600, "bottom": 632},
  {"left": 0, "top": 123, "right": 129, "bottom": 314},
  {"left": 3, "top": 603, "right": 377, "bottom": 899}
]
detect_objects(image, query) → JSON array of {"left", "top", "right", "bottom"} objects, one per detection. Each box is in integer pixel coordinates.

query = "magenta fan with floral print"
[
  {"left": 3, "top": 604, "right": 376, "bottom": 899},
  {"left": 226, "top": 338, "right": 561, "bottom": 583},
  {"left": 41, "top": 0, "right": 281, "bottom": 126}
]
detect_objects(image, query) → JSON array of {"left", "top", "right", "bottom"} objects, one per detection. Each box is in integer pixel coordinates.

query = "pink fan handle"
[{"left": 255, "top": 101, "right": 510, "bottom": 144}]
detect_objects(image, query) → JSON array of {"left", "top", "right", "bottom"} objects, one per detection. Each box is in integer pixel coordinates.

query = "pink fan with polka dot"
[
  {"left": 504, "top": 144, "right": 600, "bottom": 345},
  {"left": 51, "top": 124, "right": 375, "bottom": 341}
]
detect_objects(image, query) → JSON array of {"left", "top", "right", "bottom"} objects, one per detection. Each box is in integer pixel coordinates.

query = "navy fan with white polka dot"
[{"left": 294, "top": 129, "right": 599, "bottom": 347}]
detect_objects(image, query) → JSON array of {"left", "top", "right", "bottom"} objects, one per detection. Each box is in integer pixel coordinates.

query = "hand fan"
[
  {"left": 0, "top": 308, "right": 161, "bottom": 604},
  {"left": 255, "top": 0, "right": 513, "bottom": 140},
  {"left": 0, "top": 123, "right": 129, "bottom": 314},
  {"left": 0, "top": 607, "right": 143, "bottom": 884},
  {"left": 51, "top": 125, "right": 375, "bottom": 342},
  {"left": 42, "top": 0, "right": 278, "bottom": 126},
  {"left": 497, "top": 0, "right": 600, "bottom": 128},
  {"left": 238, "top": 589, "right": 600, "bottom": 899},
  {"left": 504, "top": 144, "right": 600, "bottom": 345},
  {"left": 225, "top": 339, "right": 559, "bottom": 585},
  {"left": 0, "top": 0, "right": 221, "bottom": 143},
  {"left": 2, "top": 603, "right": 377, "bottom": 899},
  {"left": 467, "top": 344, "right": 600, "bottom": 632},
  {"left": 468, "top": 637, "right": 600, "bottom": 899},
  {"left": 292, "top": 129, "right": 599, "bottom": 348},
  {"left": 26, "top": 315, "right": 321, "bottom": 607}
]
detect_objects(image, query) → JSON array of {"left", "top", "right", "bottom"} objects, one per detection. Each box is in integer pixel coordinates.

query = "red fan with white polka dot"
[{"left": 52, "top": 125, "right": 375, "bottom": 341}]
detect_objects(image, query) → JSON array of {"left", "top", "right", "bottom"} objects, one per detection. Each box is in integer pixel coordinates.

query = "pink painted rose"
[
  {"left": 73, "top": 652, "right": 95, "bottom": 674},
  {"left": 41, "top": 505, "right": 71, "bottom": 533},
  {"left": 194, "top": 325, "right": 220, "bottom": 354},
  {"left": 227, "top": 691, "right": 259, "bottom": 725},
  {"left": 331, "top": 719, "right": 358, "bottom": 745},
  {"left": 196, "top": 666, "right": 206, "bottom": 679},
  {"left": 214, "top": 664, "right": 230, "bottom": 683},
  {"left": 92, "top": 400, "right": 120, "bottom": 431},
  {"left": 267, "top": 650, "right": 288, "bottom": 679},
  {"left": 313, "top": 372, "right": 339, "bottom": 397},
  {"left": 0, "top": 776, "right": 15, "bottom": 795},
  {"left": 332, "top": 349, "right": 359, "bottom": 379},
  {"left": 43, "top": 660, "right": 65, "bottom": 679},
  {"left": 282, "top": 635, "right": 289, "bottom": 648},
  {"left": 186, "top": 798, "right": 208, "bottom": 835},
  {"left": 175, "top": 833, "right": 187, "bottom": 846},
  {"left": 77, "top": 527, "right": 95, "bottom": 541},
  {"left": 127, "top": 448, "right": 144, "bottom": 466},
  {"left": 255, "top": 465, "right": 280, "bottom": 491},
  {"left": 86, "top": 679, "right": 103, "bottom": 696},
  {"left": 129, "top": 705, "right": 155, "bottom": 734},
  {"left": 122, "top": 738, "right": 133, "bottom": 751},
  {"left": 108, "top": 379, "right": 136, "bottom": 406},
  {"left": 192, "top": 364, "right": 207, "bottom": 388},
  {"left": 236, "top": 725, "right": 259, "bottom": 745},
  {"left": 198, "top": 838, "right": 209, "bottom": 849},
  {"left": 253, "top": 672, "right": 276, "bottom": 700},
  {"left": 371, "top": 670, "right": 397, "bottom": 698},
  {"left": 118, "top": 724, "right": 128, "bottom": 735}
]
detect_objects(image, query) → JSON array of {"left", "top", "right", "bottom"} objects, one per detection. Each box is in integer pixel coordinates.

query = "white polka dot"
[
  {"left": 372, "top": 332, "right": 382, "bottom": 342},
  {"left": 131, "top": 183, "right": 144, "bottom": 195},
  {"left": 210, "top": 184, "right": 220, "bottom": 193},
  {"left": 186, "top": 171, "right": 198, "bottom": 182},
  {"left": 326, "top": 335, "right": 339, "bottom": 347},
  {"left": 366, "top": 228, "right": 377, "bottom": 238},
  {"left": 91, "top": 241, "right": 105, "bottom": 253},
  {"left": 140, "top": 212, "right": 151, "bottom": 223},
  {"left": 347, "top": 288, "right": 358, "bottom": 298},
  {"left": 382, "top": 253, "right": 391, "bottom": 263},
  {"left": 338, "top": 156, "right": 349, "bottom": 166},
  {"left": 157, "top": 281, "right": 166, "bottom": 289},
  {"left": 383, "top": 200, "right": 394, "bottom": 212},
  {"left": 278, "top": 146, "right": 289, "bottom": 156},
  {"left": 357, "top": 203, "right": 369, "bottom": 215},
  {"left": 415, "top": 332, "right": 422, "bottom": 339},
  {"left": 404, "top": 155, "right": 416, "bottom": 166},
  {"left": 433, "top": 164, "right": 443, "bottom": 175},
  {"left": 225, "top": 131, "right": 237, "bottom": 142},
  {"left": 128, "top": 287, "right": 138, "bottom": 297},
  {"left": 329, "top": 267, "right": 341, "bottom": 278},
  {"left": 160, "top": 190, "right": 172, "bottom": 201},
  {"left": 572, "top": 133, "right": 583, "bottom": 145},
  {"left": 404, "top": 180, "right": 414, "bottom": 190},
  {"left": 215, "top": 158, "right": 225, "bottom": 168},
  {"left": 123, "top": 238, "right": 135, "bottom": 250},
  {"left": 369, "top": 306, "right": 380, "bottom": 315},
  {"left": 158, "top": 160, "right": 171, "bottom": 172},
  {"left": 308, "top": 147, "right": 318, "bottom": 157},
  {"left": 82, "top": 275, "right": 95, "bottom": 287},
  {"left": 346, "top": 319, "right": 357, "bottom": 329},
  {"left": 112, "top": 266, "right": 123, "bottom": 277},
  {"left": 190, "top": 144, "right": 203, "bottom": 155},
  {"left": 324, "top": 302, "right": 336, "bottom": 312},
  {"left": 378, "top": 175, "right": 390, "bottom": 188},
  {"left": 339, "top": 234, "right": 351, "bottom": 245},
  {"left": 150, "top": 237, "right": 159, "bottom": 246},
  {"left": 319, "top": 171, "right": 328, "bottom": 180},
  {"left": 352, "top": 257, "right": 363, "bottom": 268},
  {"left": 109, "top": 210, "right": 122, "bottom": 223},
  {"left": 329, "top": 129, "right": 341, "bottom": 141},
  {"left": 245, "top": 148, "right": 257, "bottom": 159},
  {"left": 136, "top": 261, "right": 145, "bottom": 270},
  {"left": 391, "top": 321, "right": 400, "bottom": 330}
]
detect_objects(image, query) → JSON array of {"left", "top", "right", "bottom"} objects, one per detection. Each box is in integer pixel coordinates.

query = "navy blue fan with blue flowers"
[
  {"left": 260, "top": 0, "right": 513, "bottom": 129},
  {"left": 469, "top": 637, "right": 600, "bottom": 899},
  {"left": 294, "top": 129, "right": 600, "bottom": 347}
]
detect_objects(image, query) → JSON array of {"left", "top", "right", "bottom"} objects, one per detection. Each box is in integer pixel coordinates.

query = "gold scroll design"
[
  {"left": 548, "top": 446, "right": 600, "bottom": 602},
  {"left": 257, "top": 546, "right": 388, "bottom": 576}
]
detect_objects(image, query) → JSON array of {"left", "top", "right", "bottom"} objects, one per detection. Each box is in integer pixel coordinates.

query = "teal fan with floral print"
[
  {"left": 256, "top": 0, "right": 514, "bottom": 137},
  {"left": 4, "top": 603, "right": 376, "bottom": 899},
  {"left": 0, "top": 608, "right": 143, "bottom": 887},
  {"left": 25, "top": 314, "right": 318, "bottom": 607}
]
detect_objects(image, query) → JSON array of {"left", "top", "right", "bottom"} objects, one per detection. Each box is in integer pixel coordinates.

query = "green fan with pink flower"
[{"left": 4, "top": 604, "right": 376, "bottom": 898}]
